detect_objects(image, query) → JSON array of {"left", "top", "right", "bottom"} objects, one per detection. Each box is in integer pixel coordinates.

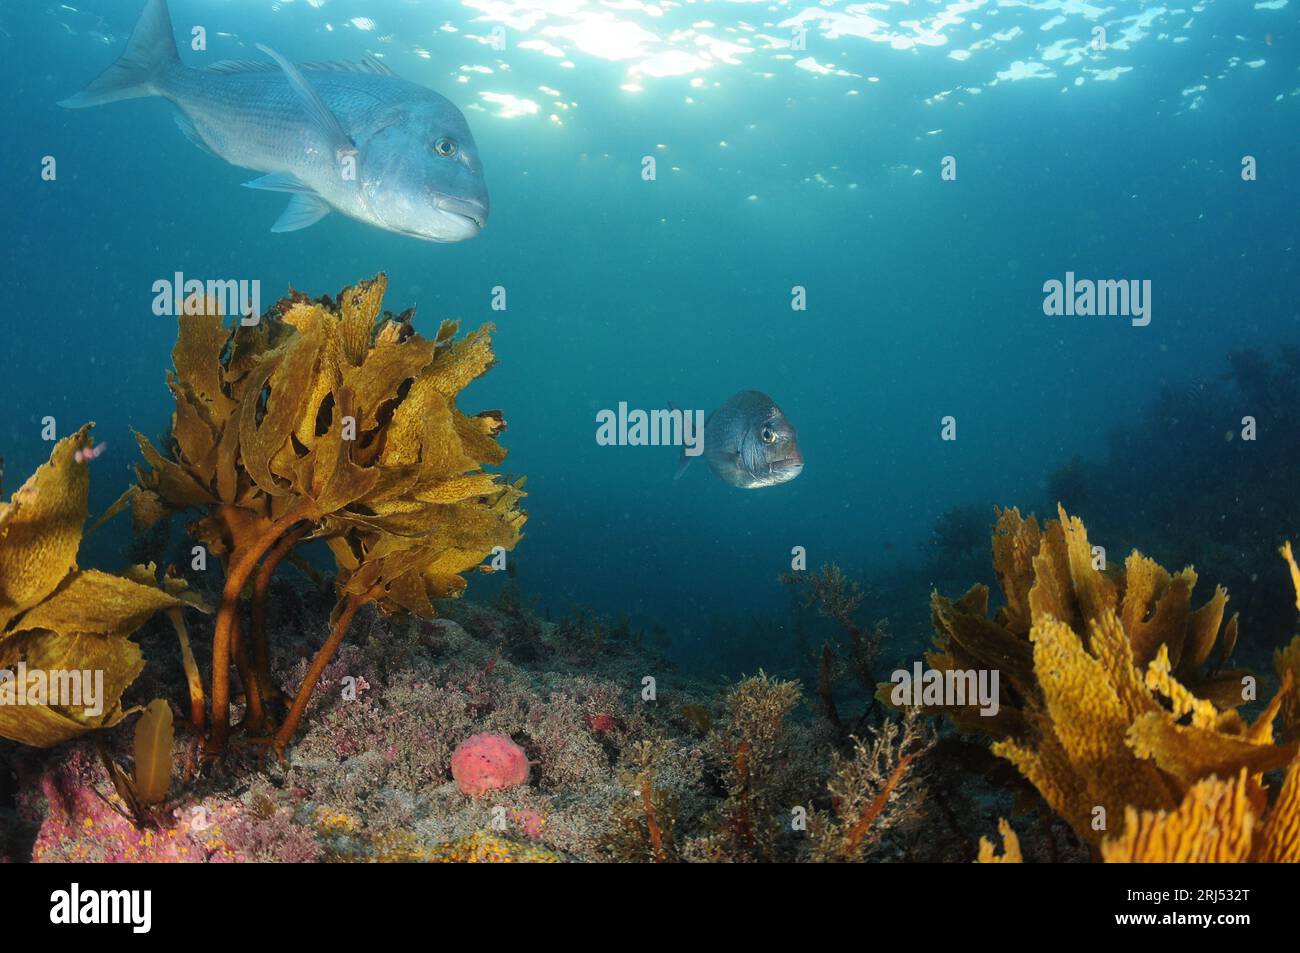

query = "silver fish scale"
[{"left": 158, "top": 66, "right": 421, "bottom": 181}]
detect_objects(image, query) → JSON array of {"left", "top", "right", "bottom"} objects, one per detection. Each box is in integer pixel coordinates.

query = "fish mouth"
[
  {"left": 432, "top": 194, "right": 488, "bottom": 237},
  {"left": 769, "top": 456, "right": 804, "bottom": 481},
  {"left": 386, "top": 194, "right": 488, "bottom": 241}
]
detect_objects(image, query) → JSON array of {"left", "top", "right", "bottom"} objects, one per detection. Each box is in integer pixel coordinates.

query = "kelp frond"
[
  {"left": 122, "top": 274, "right": 525, "bottom": 755},
  {"left": 0, "top": 426, "right": 198, "bottom": 747}
]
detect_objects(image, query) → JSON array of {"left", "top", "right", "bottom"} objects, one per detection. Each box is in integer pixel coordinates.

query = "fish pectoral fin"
[
  {"left": 669, "top": 400, "right": 690, "bottom": 480},
  {"left": 243, "top": 171, "right": 314, "bottom": 193},
  {"left": 255, "top": 43, "right": 357, "bottom": 161},
  {"left": 673, "top": 452, "right": 693, "bottom": 481},
  {"left": 271, "top": 193, "right": 331, "bottom": 233},
  {"left": 251, "top": 171, "right": 331, "bottom": 230}
]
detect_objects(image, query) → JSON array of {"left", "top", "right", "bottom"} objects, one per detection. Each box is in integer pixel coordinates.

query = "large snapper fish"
[{"left": 61, "top": 0, "right": 488, "bottom": 241}]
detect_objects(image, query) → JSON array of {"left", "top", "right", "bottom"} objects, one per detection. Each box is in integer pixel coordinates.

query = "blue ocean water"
[{"left": 2, "top": 0, "right": 1297, "bottom": 675}]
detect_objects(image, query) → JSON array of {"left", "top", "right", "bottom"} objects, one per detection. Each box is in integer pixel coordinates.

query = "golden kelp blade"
[
  {"left": 976, "top": 819, "right": 1023, "bottom": 863},
  {"left": 1100, "top": 770, "right": 1261, "bottom": 863},
  {"left": 0, "top": 628, "right": 144, "bottom": 746},
  {"left": 7, "top": 570, "right": 185, "bottom": 640},
  {"left": 1276, "top": 635, "right": 1300, "bottom": 741},
  {"left": 172, "top": 305, "right": 236, "bottom": 419},
  {"left": 1282, "top": 541, "right": 1300, "bottom": 612},
  {"left": 0, "top": 426, "right": 188, "bottom": 747},
  {"left": 0, "top": 425, "right": 93, "bottom": 631},
  {"left": 132, "top": 698, "right": 174, "bottom": 805},
  {"left": 338, "top": 273, "right": 387, "bottom": 366},
  {"left": 1255, "top": 753, "right": 1300, "bottom": 862}
]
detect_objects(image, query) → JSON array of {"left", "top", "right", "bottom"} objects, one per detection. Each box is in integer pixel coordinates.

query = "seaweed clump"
[
  {"left": 601, "top": 738, "right": 679, "bottom": 862},
  {"left": 0, "top": 425, "right": 204, "bottom": 747},
  {"left": 916, "top": 504, "right": 1300, "bottom": 853},
  {"left": 109, "top": 274, "right": 525, "bottom": 757},
  {"left": 693, "top": 672, "right": 804, "bottom": 861},
  {"left": 896, "top": 505, "right": 1249, "bottom": 742},
  {"left": 983, "top": 755, "right": 1300, "bottom": 863},
  {"left": 781, "top": 563, "right": 886, "bottom": 726},
  {"left": 809, "top": 708, "right": 932, "bottom": 862}
]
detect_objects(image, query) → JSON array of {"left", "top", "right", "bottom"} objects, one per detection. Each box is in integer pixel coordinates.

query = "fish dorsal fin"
[
  {"left": 360, "top": 55, "right": 396, "bottom": 76},
  {"left": 207, "top": 56, "right": 396, "bottom": 76},
  {"left": 255, "top": 43, "right": 356, "bottom": 158},
  {"left": 330, "top": 55, "right": 395, "bottom": 76},
  {"left": 206, "top": 59, "right": 278, "bottom": 74}
]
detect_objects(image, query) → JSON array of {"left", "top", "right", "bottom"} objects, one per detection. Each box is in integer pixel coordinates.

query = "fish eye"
[
  {"left": 761, "top": 427, "right": 776, "bottom": 444},
  {"left": 434, "top": 137, "right": 458, "bottom": 158}
]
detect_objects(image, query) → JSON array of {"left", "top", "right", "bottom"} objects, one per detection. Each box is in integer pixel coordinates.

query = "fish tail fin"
[{"left": 59, "top": 0, "right": 178, "bottom": 108}]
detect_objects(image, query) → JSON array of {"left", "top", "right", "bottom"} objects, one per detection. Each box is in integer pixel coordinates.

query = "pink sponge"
[{"left": 450, "top": 733, "right": 530, "bottom": 797}]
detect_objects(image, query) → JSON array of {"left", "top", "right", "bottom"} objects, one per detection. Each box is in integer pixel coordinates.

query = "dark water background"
[{"left": 2, "top": 0, "right": 1297, "bottom": 676}]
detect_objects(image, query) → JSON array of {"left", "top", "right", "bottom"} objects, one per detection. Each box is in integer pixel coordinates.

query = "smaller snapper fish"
[{"left": 675, "top": 390, "right": 803, "bottom": 489}]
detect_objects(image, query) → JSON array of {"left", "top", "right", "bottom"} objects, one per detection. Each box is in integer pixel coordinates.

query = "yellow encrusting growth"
[
  {"left": 375, "top": 831, "right": 562, "bottom": 863},
  {"left": 315, "top": 808, "right": 360, "bottom": 835}
]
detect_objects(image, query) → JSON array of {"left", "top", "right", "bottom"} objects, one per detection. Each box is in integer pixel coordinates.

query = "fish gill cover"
[{"left": 0, "top": 0, "right": 1298, "bottom": 893}]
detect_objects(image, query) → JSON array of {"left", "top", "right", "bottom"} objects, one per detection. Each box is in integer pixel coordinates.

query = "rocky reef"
[
  {"left": 3, "top": 277, "right": 1298, "bottom": 864},
  {"left": 5, "top": 590, "right": 938, "bottom": 863}
]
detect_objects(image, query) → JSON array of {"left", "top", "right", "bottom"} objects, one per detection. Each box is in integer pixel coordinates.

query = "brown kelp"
[
  {"left": 1101, "top": 760, "right": 1300, "bottom": 862},
  {"left": 981, "top": 753, "right": 1300, "bottom": 863},
  {"left": 109, "top": 274, "right": 525, "bottom": 757},
  {"left": 0, "top": 425, "right": 203, "bottom": 747},
  {"left": 887, "top": 505, "right": 1247, "bottom": 742},
  {"left": 96, "top": 697, "right": 176, "bottom": 828},
  {"left": 921, "top": 505, "right": 1300, "bottom": 854}
]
